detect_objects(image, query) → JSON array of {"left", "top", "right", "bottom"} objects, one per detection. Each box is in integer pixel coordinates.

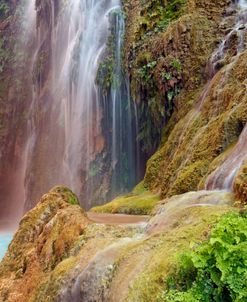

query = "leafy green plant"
[
  {"left": 138, "top": 60, "right": 157, "bottom": 84},
  {"left": 167, "top": 90, "right": 174, "bottom": 102},
  {"left": 171, "top": 58, "right": 182, "bottom": 72},
  {"left": 160, "top": 211, "right": 247, "bottom": 301},
  {"left": 139, "top": 0, "right": 186, "bottom": 35},
  {"left": 162, "top": 71, "right": 172, "bottom": 81},
  {"left": 96, "top": 8, "right": 125, "bottom": 94},
  {"left": 96, "top": 58, "right": 115, "bottom": 93}
]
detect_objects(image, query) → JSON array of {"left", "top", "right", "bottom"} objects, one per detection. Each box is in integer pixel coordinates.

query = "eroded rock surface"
[{"left": 0, "top": 187, "right": 235, "bottom": 302}]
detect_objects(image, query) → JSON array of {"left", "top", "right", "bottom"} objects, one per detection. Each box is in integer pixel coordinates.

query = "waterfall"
[
  {"left": 18, "top": 0, "right": 139, "bottom": 211},
  {"left": 0, "top": 0, "right": 37, "bottom": 230},
  {"left": 239, "top": 0, "right": 247, "bottom": 9},
  {"left": 209, "top": 0, "right": 247, "bottom": 75},
  {"left": 106, "top": 10, "right": 138, "bottom": 196},
  {"left": 205, "top": 0, "right": 247, "bottom": 190},
  {"left": 206, "top": 125, "right": 247, "bottom": 190}
]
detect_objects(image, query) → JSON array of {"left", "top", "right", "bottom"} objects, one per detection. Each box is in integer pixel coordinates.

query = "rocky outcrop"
[
  {"left": 0, "top": 186, "right": 88, "bottom": 302},
  {"left": 123, "top": 0, "right": 247, "bottom": 198},
  {"left": 124, "top": 0, "right": 232, "bottom": 156},
  {"left": 0, "top": 187, "right": 235, "bottom": 301}
]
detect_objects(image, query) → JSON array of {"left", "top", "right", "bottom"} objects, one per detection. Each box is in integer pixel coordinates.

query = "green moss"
[
  {"left": 91, "top": 191, "right": 160, "bottom": 215},
  {"left": 96, "top": 8, "right": 124, "bottom": 95},
  {"left": 132, "top": 181, "right": 148, "bottom": 194},
  {"left": 167, "top": 159, "right": 210, "bottom": 196},
  {"left": 138, "top": 0, "right": 186, "bottom": 36},
  {"left": 233, "top": 161, "right": 247, "bottom": 205},
  {"left": 50, "top": 186, "right": 80, "bottom": 205},
  {"left": 143, "top": 50, "right": 247, "bottom": 197},
  {"left": 126, "top": 206, "right": 234, "bottom": 301},
  {"left": 30, "top": 257, "right": 79, "bottom": 302}
]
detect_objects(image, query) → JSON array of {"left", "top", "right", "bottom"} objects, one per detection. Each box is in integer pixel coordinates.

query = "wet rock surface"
[{"left": 0, "top": 187, "right": 235, "bottom": 301}]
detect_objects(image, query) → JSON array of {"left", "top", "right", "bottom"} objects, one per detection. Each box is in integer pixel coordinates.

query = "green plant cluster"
[
  {"left": 136, "top": 56, "right": 182, "bottom": 153},
  {"left": 138, "top": 0, "right": 186, "bottom": 38},
  {"left": 96, "top": 9, "right": 124, "bottom": 95},
  {"left": 96, "top": 57, "right": 115, "bottom": 95},
  {"left": 160, "top": 211, "right": 247, "bottom": 301},
  {"left": 138, "top": 60, "right": 157, "bottom": 84},
  {"left": 50, "top": 186, "right": 80, "bottom": 205},
  {"left": 136, "top": 56, "right": 161, "bottom": 153}
]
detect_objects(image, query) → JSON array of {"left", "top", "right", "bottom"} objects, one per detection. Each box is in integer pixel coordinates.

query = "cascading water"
[
  {"left": 163, "top": 0, "right": 247, "bottom": 194},
  {"left": 206, "top": 125, "right": 247, "bottom": 190},
  {"left": 21, "top": 0, "right": 139, "bottom": 211},
  {"left": 205, "top": 0, "right": 247, "bottom": 191},
  {"left": 209, "top": 0, "right": 247, "bottom": 74},
  {"left": 0, "top": 0, "right": 37, "bottom": 230},
  {"left": 100, "top": 10, "right": 138, "bottom": 196},
  {"left": 240, "top": 0, "right": 247, "bottom": 9}
]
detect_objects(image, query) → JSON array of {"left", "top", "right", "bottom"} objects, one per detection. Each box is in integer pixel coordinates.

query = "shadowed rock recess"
[{"left": 1, "top": 0, "right": 247, "bottom": 301}]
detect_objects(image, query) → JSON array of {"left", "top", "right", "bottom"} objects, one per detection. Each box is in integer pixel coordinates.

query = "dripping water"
[
  {"left": 205, "top": 0, "right": 247, "bottom": 190},
  {"left": 209, "top": 0, "right": 247, "bottom": 75},
  {"left": 166, "top": 0, "right": 247, "bottom": 191}
]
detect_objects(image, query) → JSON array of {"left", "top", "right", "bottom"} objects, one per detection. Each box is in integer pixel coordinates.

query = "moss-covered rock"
[
  {"left": 144, "top": 50, "right": 247, "bottom": 198},
  {"left": 91, "top": 191, "right": 160, "bottom": 215},
  {"left": 123, "top": 0, "right": 231, "bottom": 155},
  {"left": 233, "top": 161, "right": 247, "bottom": 205},
  {"left": 122, "top": 0, "right": 247, "bottom": 198},
  {"left": 49, "top": 185, "right": 80, "bottom": 205},
  {"left": 0, "top": 188, "right": 237, "bottom": 302},
  {"left": 0, "top": 186, "right": 88, "bottom": 302}
]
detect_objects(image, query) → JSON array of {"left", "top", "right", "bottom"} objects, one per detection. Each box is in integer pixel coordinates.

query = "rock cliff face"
[
  {"left": 123, "top": 0, "right": 247, "bottom": 203},
  {"left": 1, "top": 0, "right": 247, "bottom": 301},
  {"left": 124, "top": 0, "right": 232, "bottom": 155}
]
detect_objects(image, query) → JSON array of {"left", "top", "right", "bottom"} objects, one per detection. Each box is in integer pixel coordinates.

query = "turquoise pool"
[{"left": 0, "top": 233, "right": 13, "bottom": 260}]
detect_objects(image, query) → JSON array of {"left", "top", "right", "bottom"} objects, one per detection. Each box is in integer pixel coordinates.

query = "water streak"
[
  {"left": 22, "top": 0, "right": 138, "bottom": 210},
  {"left": 209, "top": 0, "right": 247, "bottom": 73},
  {"left": 205, "top": 0, "right": 247, "bottom": 190},
  {"left": 206, "top": 124, "right": 247, "bottom": 190}
]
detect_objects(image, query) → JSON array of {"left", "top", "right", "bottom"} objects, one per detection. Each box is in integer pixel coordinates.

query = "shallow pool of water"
[{"left": 0, "top": 233, "right": 13, "bottom": 261}]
